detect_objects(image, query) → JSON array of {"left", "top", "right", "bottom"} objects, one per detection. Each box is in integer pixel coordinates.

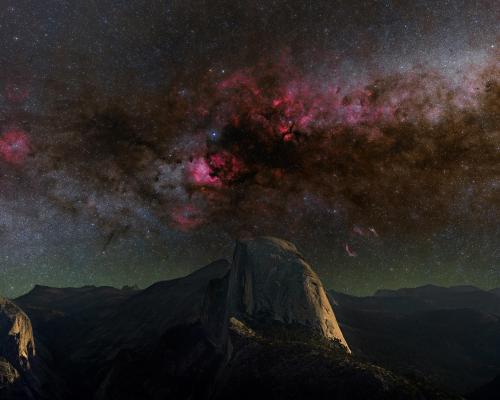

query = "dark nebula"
[{"left": 0, "top": 0, "right": 498, "bottom": 296}]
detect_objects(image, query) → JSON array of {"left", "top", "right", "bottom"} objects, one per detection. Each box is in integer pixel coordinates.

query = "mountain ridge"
[{"left": 2, "top": 237, "right": 493, "bottom": 399}]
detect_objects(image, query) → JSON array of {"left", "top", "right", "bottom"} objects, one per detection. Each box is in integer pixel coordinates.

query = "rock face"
[
  {"left": 229, "top": 237, "right": 350, "bottom": 352},
  {"left": 74, "top": 260, "right": 231, "bottom": 400},
  {"left": 0, "top": 298, "right": 35, "bottom": 371},
  {"left": 0, "top": 359, "right": 20, "bottom": 389},
  {"left": 0, "top": 297, "right": 39, "bottom": 398},
  {"left": 1, "top": 237, "right": 466, "bottom": 400}
]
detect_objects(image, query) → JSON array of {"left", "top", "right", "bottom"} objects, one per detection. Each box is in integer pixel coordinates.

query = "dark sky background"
[{"left": 0, "top": 0, "right": 498, "bottom": 297}]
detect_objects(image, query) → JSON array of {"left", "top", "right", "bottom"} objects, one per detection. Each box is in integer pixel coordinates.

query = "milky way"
[
  {"left": 0, "top": 0, "right": 499, "bottom": 296},
  {"left": 30, "top": 57, "right": 498, "bottom": 237}
]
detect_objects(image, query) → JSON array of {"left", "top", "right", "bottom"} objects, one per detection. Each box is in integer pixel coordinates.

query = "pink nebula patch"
[
  {"left": 208, "top": 151, "right": 245, "bottom": 183},
  {"left": 0, "top": 129, "right": 30, "bottom": 165},
  {"left": 352, "top": 226, "right": 366, "bottom": 236},
  {"left": 170, "top": 204, "right": 205, "bottom": 231},
  {"left": 186, "top": 157, "right": 221, "bottom": 187},
  {"left": 5, "top": 82, "right": 30, "bottom": 103},
  {"left": 206, "top": 64, "right": 402, "bottom": 145},
  {"left": 218, "top": 71, "right": 260, "bottom": 96}
]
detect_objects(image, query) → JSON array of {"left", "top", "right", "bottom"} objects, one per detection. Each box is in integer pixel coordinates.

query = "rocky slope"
[
  {"left": 330, "top": 286, "right": 500, "bottom": 393},
  {"left": 0, "top": 297, "right": 41, "bottom": 399},
  {"left": 0, "top": 297, "right": 35, "bottom": 370},
  {"left": 0, "top": 237, "right": 466, "bottom": 399}
]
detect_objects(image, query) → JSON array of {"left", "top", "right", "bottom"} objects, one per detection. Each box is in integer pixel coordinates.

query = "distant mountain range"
[
  {"left": 1, "top": 237, "right": 499, "bottom": 399},
  {"left": 329, "top": 284, "right": 500, "bottom": 395}
]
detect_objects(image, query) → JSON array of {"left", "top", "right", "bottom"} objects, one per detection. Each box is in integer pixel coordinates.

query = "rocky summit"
[
  {"left": 0, "top": 237, "right": 470, "bottom": 400},
  {"left": 229, "top": 237, "right": 350, "bottom": 351}
]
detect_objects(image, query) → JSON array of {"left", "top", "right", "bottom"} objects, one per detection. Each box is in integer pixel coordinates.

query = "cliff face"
[
  {"left": 0, "top": 297, "right": 38, "bottom": 398},
  {"left": 0, "top": 298, "right": 35, "bottom": 371},
  {"left": 229, "top": 237, "right": 350, "bottom": 352},
  {"left": 4, "top": 237, "right": 468, "bottom": 400}
]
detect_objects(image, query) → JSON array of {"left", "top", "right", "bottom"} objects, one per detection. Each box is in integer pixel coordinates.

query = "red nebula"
[
  {"left": 344, "top": 243, "right": 357, "bottom": 257},
  {"left": 170, "top": 204, "right": 205, "bottom": 232},
  {"left": 186, "top": 151, "right": 246, "bottom": 189},
  {"left": 186, "top": 157, "right": 221, "bottom": 187},
  {"left": 204, "top": 63, "right": 400, "bottom": 150},
  {"left": 207, "top": 151, "right": 245, "bottom": 183},
  {"left": 5, "top": 82, "right": 30, "bottom": 103},
  {"left": 353, "top": 226, "right": 366, "bottom": 237},
  {"left": 278, "top": 123, "right": 290, "bottom": 134},
  {"left": 0, "top": 129, "right": 30, "bottom": 165},
  {"left": 218, "top": 70, "right": 260, "bottom": 96}
]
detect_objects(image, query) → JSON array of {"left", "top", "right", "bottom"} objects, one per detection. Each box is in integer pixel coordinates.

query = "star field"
[{"left": 0, "top": 0, "right": 498, "bottom": 297}]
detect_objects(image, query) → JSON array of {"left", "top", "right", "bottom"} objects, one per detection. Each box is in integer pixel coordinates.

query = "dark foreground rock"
[
  {"left": 1, "top": 237, "right": 464, "bottom": 399},
  {"left": 330, "top": 286, "right": 500, "bottom": 393},
  {"left": 214, "top": 317, "right": 460, "bottom": 400},
  {"left": 468, "top": 375, "right": 500, "bottom": 400}
]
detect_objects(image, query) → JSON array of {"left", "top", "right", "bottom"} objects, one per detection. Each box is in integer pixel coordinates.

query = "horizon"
[{"left": 7, "top": 237, "right": 500, "bottom": 299}]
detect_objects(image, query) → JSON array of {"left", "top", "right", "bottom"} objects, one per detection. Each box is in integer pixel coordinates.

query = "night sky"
[{"left": 0, "top": 0, "right": 498, "bottom": 297}]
